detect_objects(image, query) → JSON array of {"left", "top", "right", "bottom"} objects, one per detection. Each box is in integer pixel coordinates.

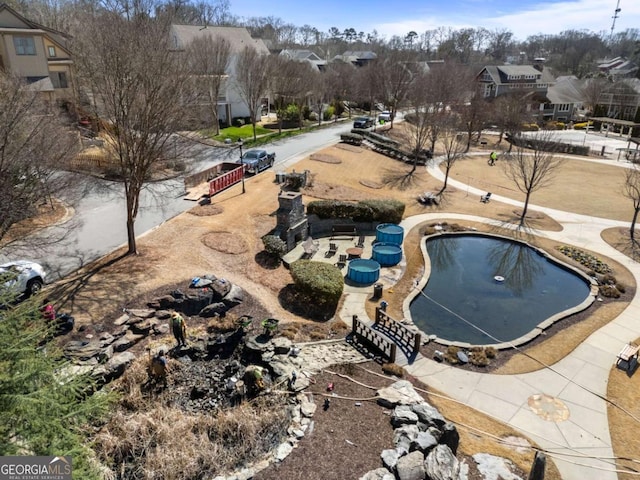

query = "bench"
[
  {"left": 331, "top": 224, "right": 357, "bottom": 239},
  {"left": 616, "top": 343, "right": 640, "bottom": 372}
]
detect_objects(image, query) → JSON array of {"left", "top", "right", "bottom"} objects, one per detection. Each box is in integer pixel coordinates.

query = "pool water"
[{"left": 409, "top": 234, "right": 592, "bottom": 345}]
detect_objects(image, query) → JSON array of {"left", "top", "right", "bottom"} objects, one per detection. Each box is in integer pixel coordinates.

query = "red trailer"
[{"left": 209, "top": 163, "right": 245, "bottom": 196}]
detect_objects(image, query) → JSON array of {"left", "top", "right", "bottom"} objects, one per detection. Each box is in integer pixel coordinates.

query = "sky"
[{"left": 229, "top": 0, "right": 640, "bottom": 42}]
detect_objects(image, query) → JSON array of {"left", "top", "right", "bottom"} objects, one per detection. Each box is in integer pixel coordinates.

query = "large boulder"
[
  {"left": 394, "top": 424, "right": 420, "bottom": 455},
  {"left": 396, "top": 450, "right": 425, "bottom": 480},
  {"left": 411, "top": 431, "right": 438, "bottom": 454},
  {"left": 105, "top": 351, "right": 136, "bottom": 380},
  {"left": 381, "top": 449, "right": 399, "bottom": 471},
  {"left": 199, "top": 302, "right": 228, "bottom": 317},
  {"left": 424, "top": 444, "right": 460, "bottom": 480},
  {"left": 222, "top": 283, "right": 244, "bottom": 307},
  {"left": 439, "top": 423, "right": 460, "bottom": 455},
  {"left": 392, "top": 405, "right": 419, "bottom": 427},
  {"left": 412, "top": 402, "right": 446, "bottom": 428},
  {"left": 210, "top": 278, "right": 232, "bottom": 301},
  {"left": 377, "top": 380, "right": 424, "bottom": 408}
]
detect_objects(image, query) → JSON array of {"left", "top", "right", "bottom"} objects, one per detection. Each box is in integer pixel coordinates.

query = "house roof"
[
  {"left": 342, "top": 51, "right": 377, "bottom": 60},
  {"left": 280, "top": 49, "right": 322, "bottom": 62},
  {"left": 479, "top": 64, "right": 555, "bottom": 86},
  {"left": 547, "top": 76, "right": 585, "bottom": 104},
  {"left": 0, "top": 3, "right": 72, "bottom": 51},
  {"left": 170, "top": 24, "right": 269, "bottom": 55}
]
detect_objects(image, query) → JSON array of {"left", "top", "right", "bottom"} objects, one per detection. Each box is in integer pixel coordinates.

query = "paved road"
[{"left": 0, "top": 121, "right": 354, "bottom": 279}]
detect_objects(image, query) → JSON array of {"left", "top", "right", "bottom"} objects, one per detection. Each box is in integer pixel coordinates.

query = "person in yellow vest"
[
  {"left": 170, "top": 311, "right": 187, "bottom": 347},
  {"left": 489, "top": 151, "right": 498, "bottom": 166}
]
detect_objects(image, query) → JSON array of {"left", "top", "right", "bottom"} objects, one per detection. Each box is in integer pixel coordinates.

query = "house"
[
  {"left": 477, "top": 64, "right": 555, "bottom": 99},
  {"left": 279, "top": 49, "right": 326, "bottom": 71},
  {"left": 598, "top": 56, "right": 639, "bottom": 78},
  {"left": 333, "top": 50, "right": 377, "bottom": 67},
  {"left": 477, "top": 63, "right": 558, "bottom": 122},
  {"left": 0, "top": 3, "right": 74, "bottom": 102},
  {"left": 170, "top": 24, "right": 270, "bottom": 126},
  {"left": 544, "top": 76, "right": 585, "bottom": 122}
]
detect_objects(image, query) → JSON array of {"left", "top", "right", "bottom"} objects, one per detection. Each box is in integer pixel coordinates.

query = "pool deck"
[{"left": 337, "top": 150, "right": 640, "bottom": 480}]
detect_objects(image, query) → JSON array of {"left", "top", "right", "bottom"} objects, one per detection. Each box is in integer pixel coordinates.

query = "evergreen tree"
[{"left": 0, "top": 290, "right": 113, "bottom": 478}]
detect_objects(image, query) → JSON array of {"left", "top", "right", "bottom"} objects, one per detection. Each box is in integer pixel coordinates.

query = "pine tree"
[{"left": 0, "top": 291, "right": 113, "bottom": 478}]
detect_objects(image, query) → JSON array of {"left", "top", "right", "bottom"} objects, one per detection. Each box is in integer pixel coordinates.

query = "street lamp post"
[{"left": 238, "top": 138, "right": 245, "bottom": 194}]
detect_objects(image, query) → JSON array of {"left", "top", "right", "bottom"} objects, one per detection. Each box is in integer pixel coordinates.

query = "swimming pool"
[{"left": 408, "top": 233, "right": 594, "bottom": 346}]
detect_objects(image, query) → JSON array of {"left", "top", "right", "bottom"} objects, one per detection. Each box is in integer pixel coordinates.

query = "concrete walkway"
[{"left": 338, "top": 151, "right": 640, "bottom": 479}]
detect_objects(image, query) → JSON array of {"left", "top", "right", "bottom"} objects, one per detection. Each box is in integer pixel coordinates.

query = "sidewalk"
[{"left": 338, "top": 152, "right": 640, "bottom": 479}]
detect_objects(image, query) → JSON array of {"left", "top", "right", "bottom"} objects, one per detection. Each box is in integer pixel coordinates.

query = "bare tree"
[
  {"left": 492, "top": 91, "right": 534, "bottom": 151},
  {"left": 438, "top": 116, "right": 467, "bottom": 194},
  {"left": 73, "top": 11, "right": 193, "bottom": 255},
  {"left": 0, "top": 72, "right": 79, "bottom": 250},
  {"left": 310, "top": 70, "right": 328, "bottom": 126},
  {"left": 459, "top": 84, "right": 491, "bottom": 152},
  {"left": 403, "top": 71, "right": 433, "bottom": 175},
  {"left": 375, "top": 50, "right": 417, "bottom": 128},
  {"left": 623, "top": 164, "right": 640, "bottom": 245},
  {"left": 234, "top": 46, "right": 271, "bottom": 140},
  {"left": 186, "top": 34, "right": 231, "bottom": 135},
  {"left": 502, "top": 133, "right": 563, "bottom": 227},
  {"left": 581, "top": 77, "right": 609, "bottom": 117},
  {"left": 269, "top": 57, "right": 311, "bottom": 132}
]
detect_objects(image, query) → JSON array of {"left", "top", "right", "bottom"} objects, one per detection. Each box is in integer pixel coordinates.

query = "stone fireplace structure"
[{"left": 275, "top": 191, "right": 308, "bottom": 252}]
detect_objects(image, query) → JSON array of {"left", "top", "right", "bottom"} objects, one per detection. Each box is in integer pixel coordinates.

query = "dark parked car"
[
  {"left": 353, "top": 116, "right": 374, "bottom": 129},
  {"left": 239, "top": 149, "right": 275, "bottom": 174}
]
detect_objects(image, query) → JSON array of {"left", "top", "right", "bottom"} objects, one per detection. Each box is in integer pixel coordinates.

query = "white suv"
[{"left": 0, "top": 260, "right": 47, "bottom": 299}]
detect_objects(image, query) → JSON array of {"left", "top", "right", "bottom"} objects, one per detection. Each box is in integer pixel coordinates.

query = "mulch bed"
[
  {"left": 310, "top": 153, "right": 341, "bottom": 163},
  {"left": 254, "top": 362, "right": 507, "bottom": 480}
]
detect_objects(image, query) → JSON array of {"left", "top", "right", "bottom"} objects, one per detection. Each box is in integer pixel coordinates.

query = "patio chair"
[
  {"left": 336, "top": 254, "right": 347, "bottom": 269},
  {"left": 325, "top": 242, "right": 338, "bottom": 258}
]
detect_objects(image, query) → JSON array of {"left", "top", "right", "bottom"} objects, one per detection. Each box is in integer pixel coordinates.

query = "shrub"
[
  {"left": 616, "top": 283, "right": 626, "bottom": 294},
  {"left": 233, "top": 117, "right": 245, "bottom": 127},
  {"left": 484, "top": 346, "right": 497, "bottom": 359},
  {"left": 262, "top": 234, "right": 287, "bottom": 257},
  {"left": 382, "top": 363, "right": 404, "bottom": 377},
  {"left": 600, "top": 285, "right": 621, "bottom": 298},
  {"left": 469, "top": 349, "right": 489, "bottom": 367},
  {"left": 290, "top": 260, "right": 344, "bottom": 310},
  {"left": 323, "top": 106, "right": 335, "bottom": 121},
  {"left": 445, "top": 346, "right": 460, "bottom": 364},
  {"left": 306, "top": 199, "right": 405, "bottom": 224},
  {"left": 359, "top": 199, "right": 405, "bottom": 224}
]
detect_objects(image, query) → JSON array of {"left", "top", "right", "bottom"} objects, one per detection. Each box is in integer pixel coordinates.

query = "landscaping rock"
[
  {"left": 105, "top": 351, "right": 136, "bottom": 379},
  {"left": 396, "top": 450, "right": 425, "bottom": 480},
  {"left": 439, "top": 423, "right": 460, "bottom": 455},
  {"left": 412, "top": 402, "right": 446, "bottom": 427},
  {"left": 392, "top": 405, "right": 419, "bottom": 427},
  {"left": 126, "top": 308, "right": 155, "bottom": 318},
  {"left": 199, "top": 302, "right": 228, "bottom": 317},
  {"left": 63, "top": 340, "right": 104, "bottom": 362},
  {"left": 411, "top": 431, "right": 438, "bottom": 453},
  {"left": 381, "top": 449, "right": 399, "bottom": 471},
  {"left": 210, "top": 278, "right": 231, "bottom": 301},
  {"left": 394, "top": 424, "right": 420, "bottom": 453},
  {"left": 472, "top": 453, "right": 523, "bottom": 480},
  {"left": 112, "top": 332, "right": 145, "bottom": 352},
  {"left": 376, "top": 380, "right": 424, "bottom": 408},
  {"left": 274, "top": 442, "right": 293, "bottom": 462},
  {"left": 424, "top": 444, "right": 460, "bottom": 480},
  {"left": 300, "top": 398, "right": 317, "bottom": 418},
  {"left": 222, "top": 284, "right": 244, "bottom": 306},
  {"left": 113, "top": 314, "right": 129, "bottom": 326},
  {"left": 359, "top": 468, "right": 395, "bottom": 480},
  {"left": 272, "top": 337, "right": 292, "bottom": 355},
  {"left": 130, "top": 319, "right": 153, "bottom": 335},
  {"left": 154, "top": 323, "right": 170, "bottom": 335}
]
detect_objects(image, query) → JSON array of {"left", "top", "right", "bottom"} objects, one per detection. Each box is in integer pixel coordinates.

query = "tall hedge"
[
  {"left": 307, "top": 199, "right": 405, "bottom": 224},
  {"left": 290, "top": 260, "right": 344, "bottom": 309}
]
